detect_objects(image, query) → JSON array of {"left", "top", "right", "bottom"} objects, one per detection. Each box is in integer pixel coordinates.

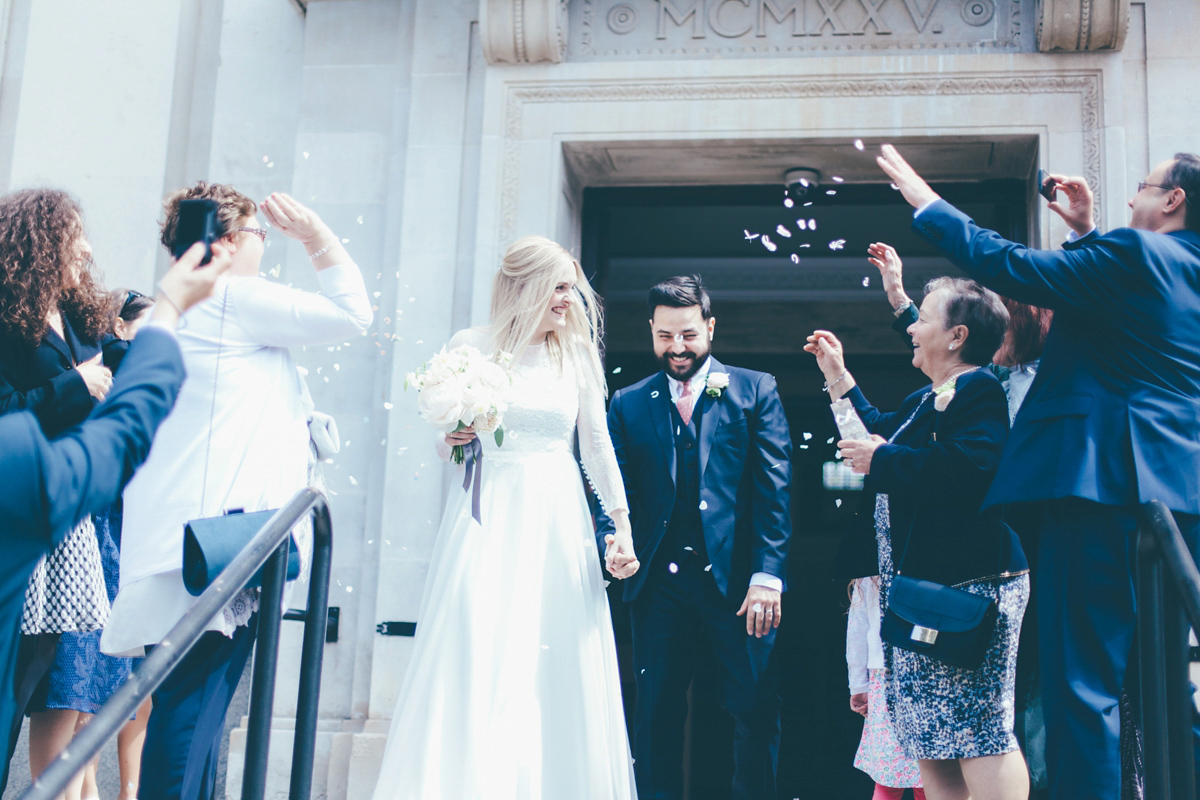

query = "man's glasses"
[
  {"left": 238, "top": 226, "right": 268, "bottom": 241},
  {"left": 1137, "top": 181, "right": 1190, "bottom": 205}
]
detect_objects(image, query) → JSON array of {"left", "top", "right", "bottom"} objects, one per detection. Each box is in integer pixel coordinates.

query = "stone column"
[
  {"left": 480, "top": 0, "right": 567, "bottom": 64},
  {"left": 1037, "top": 0, "right": 1129, "bottom": 52}
]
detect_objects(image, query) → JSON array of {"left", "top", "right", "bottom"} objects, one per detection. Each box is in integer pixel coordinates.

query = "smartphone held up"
[{"left": 172, "top": 198, "right": 219, "bottom": 267}]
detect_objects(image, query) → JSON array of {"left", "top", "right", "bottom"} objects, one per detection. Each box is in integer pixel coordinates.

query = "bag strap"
[{"left": 199, "top": 285, "right": 229, "bottom": 516}]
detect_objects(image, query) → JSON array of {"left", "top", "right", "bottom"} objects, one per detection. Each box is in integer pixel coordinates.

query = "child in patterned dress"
[{"left": 848, "top": 576, "right": 926, "bottom": 800}]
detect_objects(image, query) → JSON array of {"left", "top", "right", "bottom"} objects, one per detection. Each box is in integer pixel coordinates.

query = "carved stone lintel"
[
  {"left": 481, "top": 0, "right": 568, "bottom": 65},
  {"left": 1037, "top": 0, "right": 1128, "bottom": 52}
]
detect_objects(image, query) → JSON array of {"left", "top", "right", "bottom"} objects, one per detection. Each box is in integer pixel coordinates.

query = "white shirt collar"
[{"left": 666, "top": 356, "right": 713, "bottom": 402}]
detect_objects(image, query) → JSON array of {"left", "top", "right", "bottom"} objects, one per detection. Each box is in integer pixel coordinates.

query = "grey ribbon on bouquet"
[{"left": 462, "top": 437, "right": 483, "bottom": 524}]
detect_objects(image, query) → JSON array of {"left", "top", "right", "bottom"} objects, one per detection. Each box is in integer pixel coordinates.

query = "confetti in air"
[
  {"left": 797, "top": 219, "right": 807, "bottom": 231},
  {"left": 803, "top": 432, "right": 813, "bottom": 440},
  {"left": 383, "top": 402, "right": 394, "bottom": 410},
  {"left": 808, "top": 218, "right": 817, "bottom": 230},
  {"left": 761, "top": 235, "right": 777, "bottom": 252},
  {"left": 803, "top": 201, "right": 814, "bottom": 207},
  {"left": 854, "top": 139, "right": 865, "bottom": 151},
  {"left": 863, "top": 276, "right": 871, "bottom": 287},
  {"left": 262, "top": 155, "right": 269, "bottom": 163},
  {"left": 827, "top": 436, "right": 835, "bottom": 444},
  {"left": 784, "top": 197, "right": 794, "bottom": 208},
  {"left": 775, "top": 224, "right": 792, "bottom": 238},
  {"left": 832, "top": 176, "right": 844, "bottom": 183},
  {"left": 668, "top": 562, "right": 679, "bottom": 574},
  {"left": 836, "top": 498, "right": 843, "bottom": 507},
  {"left": 829, "top": 239, "right": 847, "bottom": 251},
  {"left": 799, "top": 243, "right": 811, "bottom": 248},
  {"left": 891, "top": 183, "right": 900, "bottom": 191},
  {"left": 612, "top": 366, "right": 622, "bottom": 374},
  {"left": 744, "top": 229, "right": 760, "bottom": 241},
  {"left": 790, "top": 254, "right": 800, "bottom": 264},
  {"left": 303, "top": 152, "right": 310, "bottom": 159},
  {"left": 826, "top": 190, "right": 838, "bottom": 196}
]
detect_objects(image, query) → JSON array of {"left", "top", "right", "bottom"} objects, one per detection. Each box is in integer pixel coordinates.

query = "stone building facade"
[{"left": 0, "top": 0, "right": 1187, "bottom": 797}]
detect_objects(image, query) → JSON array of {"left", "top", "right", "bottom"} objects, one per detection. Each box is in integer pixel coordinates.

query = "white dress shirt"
[{"left": 666, "top": 357, "right": 782, "bottom": 594}]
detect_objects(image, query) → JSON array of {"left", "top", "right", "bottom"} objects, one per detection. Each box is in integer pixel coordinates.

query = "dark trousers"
[
  {"left": 140, "top": 615, "right": 258, "bottom": 800},
  {"left": 1036, "top": 499, "right": 1200, "bottom": 800},
  {"left": 629, "top": 557, "right": 780, "bottom": 800}
]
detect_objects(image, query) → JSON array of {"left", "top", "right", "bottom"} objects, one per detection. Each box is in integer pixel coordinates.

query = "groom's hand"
[{"left": 737, "top": 585, "right": 781, "bottom": 638}]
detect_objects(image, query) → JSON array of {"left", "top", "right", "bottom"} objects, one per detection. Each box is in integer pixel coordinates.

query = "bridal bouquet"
[{"left": 405, "top": 344, "right": 510, "bottom": 465}]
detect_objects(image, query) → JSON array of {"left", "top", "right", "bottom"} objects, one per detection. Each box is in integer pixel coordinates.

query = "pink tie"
[{"left": 676, "top": 379, "right": 694, "bottom": 427}]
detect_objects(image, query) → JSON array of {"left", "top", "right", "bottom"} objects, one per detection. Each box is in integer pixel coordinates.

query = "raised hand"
[
  {"left": 259, "top": 192, "right": 351, "bottom": 269},
  {"left": 876, "top": 144, "right": 940, "bottom": 210},
  {"left": 1043, "top": 173, "right": 1096, "bottom": 237},
  {"left": 804, "top": 329, "right": 847, "bottom": 379},
  {"left": 866, "top": 242, "right": 912, "bottom": 311},
  {"left": 76, "top": 353, "right": 112, "bottom": 401},
  {"left": 151, "top": 241, "right": 235, "bottom": 329}
]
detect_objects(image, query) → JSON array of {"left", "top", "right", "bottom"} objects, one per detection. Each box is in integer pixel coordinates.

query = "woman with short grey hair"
[{"left": 808, "top": 277, "right": 1031, "bottom": 800}]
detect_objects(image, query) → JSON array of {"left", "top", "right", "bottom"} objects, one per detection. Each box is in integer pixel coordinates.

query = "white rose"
[
  {"left": 417, "top": 374, "right": 467, "bottom": 431},
  {"left": 707, "top": 372, "right": 730, "bottom": 390}
]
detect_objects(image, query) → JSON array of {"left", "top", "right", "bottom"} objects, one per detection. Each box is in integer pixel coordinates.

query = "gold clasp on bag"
[{"left": 911, "top": 625, "right": 939, "bottom": 645}]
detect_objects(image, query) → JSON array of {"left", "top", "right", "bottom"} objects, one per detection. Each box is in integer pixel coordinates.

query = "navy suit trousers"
[
  {"left": 140, "top": 615, "right": 258, "bottom": 800},
  {"left": 629, "top": 555, "right": 779, "bottom": 800},
  {"left": 1036, "top": 499, "right": 1200, "bottom": 800}
]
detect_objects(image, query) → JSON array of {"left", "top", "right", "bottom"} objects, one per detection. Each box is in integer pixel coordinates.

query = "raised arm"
[{"left": 232, "top": 265, "right": 373, "bottom": 347}]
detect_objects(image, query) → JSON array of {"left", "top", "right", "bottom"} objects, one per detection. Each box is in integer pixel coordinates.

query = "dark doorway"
[{"left": 582, "top": 179, "right": 1029, "bottom": 798}]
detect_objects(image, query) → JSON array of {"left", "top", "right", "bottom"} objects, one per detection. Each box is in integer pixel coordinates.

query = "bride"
[{"left": 373, "top": 236, "right": 640, "bottom": 799}]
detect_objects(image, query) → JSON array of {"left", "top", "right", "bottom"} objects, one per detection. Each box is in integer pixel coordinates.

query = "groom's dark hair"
[{"left": 648, "top": 274, "right": 712, "bottom": 319}]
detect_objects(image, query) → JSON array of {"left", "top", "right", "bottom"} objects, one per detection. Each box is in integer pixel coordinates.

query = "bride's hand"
[
  {"left": 604, "top": 514, "right": 639, "bottom": 580},
  {"left": 444, "top": 426, "right": 476, "bottom": 447}
]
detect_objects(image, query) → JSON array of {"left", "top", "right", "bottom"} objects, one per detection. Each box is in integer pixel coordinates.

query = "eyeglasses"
[
  {"left": 238, "top": 226, "right": 268, "bottom": 241},
  {"left": 1136, "top": 182, "right": 1190, "bottom": 205},
  {"left": 119, "top": 289, "right": 147, "bottom": 317}
]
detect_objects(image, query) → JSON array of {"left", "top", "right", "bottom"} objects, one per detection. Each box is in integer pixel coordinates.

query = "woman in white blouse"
[{"left": 102, "top": 184, "right": 372, "bottom": 800}]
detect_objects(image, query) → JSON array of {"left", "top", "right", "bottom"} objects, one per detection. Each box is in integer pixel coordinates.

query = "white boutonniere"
[{"left": 705, "top": 372, "right": 730, "bottom": 398}]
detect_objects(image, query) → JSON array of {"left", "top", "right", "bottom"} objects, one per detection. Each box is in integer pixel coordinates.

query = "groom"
[{"left": 599, "top": 275, "right": 792, "bottom": 800}]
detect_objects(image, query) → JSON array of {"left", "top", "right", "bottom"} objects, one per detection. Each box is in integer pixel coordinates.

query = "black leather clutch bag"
[
  {"left": 880, "top": 574, "right": 998, "bottom": 670},
  {"left": 183, "top": 509, "right": 300, "bottom": 597}
]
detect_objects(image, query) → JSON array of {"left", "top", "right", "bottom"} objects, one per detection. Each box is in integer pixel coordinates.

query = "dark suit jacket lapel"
[
  {"left": 43, "top": 326, "right": 75, "bottom": 368},
  {"left": 698, "top": 358, "right": 729, "bottom": 477},
  {"left": 644, "top": 371, "right": 675, "bottom": 485}
]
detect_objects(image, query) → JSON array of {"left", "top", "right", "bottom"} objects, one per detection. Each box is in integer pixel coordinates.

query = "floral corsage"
[
  {"left": 933, "top": 375, "right": 960, "bottom": 411},
  {"left": 705, "top": 372, "right": 730, "bottom": 398}
]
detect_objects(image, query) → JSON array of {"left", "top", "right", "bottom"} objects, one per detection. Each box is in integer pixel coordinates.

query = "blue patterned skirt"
[
  {"left": 875, "top": 493, "right": 1030, "bottom": 760},
  {"left": 28, "top": 510, "right": 132, "bottom": 714}
]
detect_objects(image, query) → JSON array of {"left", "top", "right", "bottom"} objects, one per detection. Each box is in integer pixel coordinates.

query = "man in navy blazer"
[
  {"left": 879, "top": 145, "right": 1200, "bottom": 800},
  {"left": 0, "top": 243, "right": 228, "bottom": 779},
  {"left": 598, "top": 275, "right": 792, "bottom": 800}
]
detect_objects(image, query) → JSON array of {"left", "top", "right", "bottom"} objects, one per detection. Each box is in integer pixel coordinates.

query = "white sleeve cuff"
[
  {"left": 749, "top": 572, "right": 783, "bottom": 592},
  {"left": 849, "top": 681, "right": 869, "bottom": 696},
  {"left": 913, "top": 198, "right": 939, "bottom": 218},
  {"left": 1065, "top": 226, "right": 1097, "bottom": 243}
]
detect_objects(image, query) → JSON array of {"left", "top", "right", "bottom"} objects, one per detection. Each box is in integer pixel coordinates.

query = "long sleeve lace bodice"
[{"left": 433, "top": 328, "right": 628, "bottom": 514}]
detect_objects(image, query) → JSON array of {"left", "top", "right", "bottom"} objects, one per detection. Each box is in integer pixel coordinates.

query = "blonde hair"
[{"left": 489, "top": 235, "right": 607, "bottom": 396}]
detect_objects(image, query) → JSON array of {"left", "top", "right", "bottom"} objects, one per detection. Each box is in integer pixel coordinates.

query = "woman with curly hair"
[{"left": 0, "top": 189, "right": 124, "bottom": 799}]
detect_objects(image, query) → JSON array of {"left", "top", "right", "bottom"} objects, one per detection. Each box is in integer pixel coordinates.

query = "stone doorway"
[{"left": 582, "top": 172, "right": 1030, "bottom": 797}]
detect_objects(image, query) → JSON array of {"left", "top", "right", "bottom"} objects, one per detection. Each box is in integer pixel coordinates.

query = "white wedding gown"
[{"left": 372, "top": 329, "right": 637, "bottom": 800}]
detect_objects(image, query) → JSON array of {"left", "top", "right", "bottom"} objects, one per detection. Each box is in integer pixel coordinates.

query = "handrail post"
[
  {"left": 241, "top": 540, "right": 289, "bottom": 800},
  {"left": 289, "top": 504, "right": 334, "bottom": 800},
  {"left": 1136, "top": 526, "right": 1171, "bottom": 800}
]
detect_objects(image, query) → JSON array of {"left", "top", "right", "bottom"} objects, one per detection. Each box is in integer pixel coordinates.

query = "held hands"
[
  {"left": 604, "top": 511, "right": 640, "bottom": 580},
  {"left": 1042, "top": 173, "right": 1096, "bottom": 237},
  {"left": 850, "top": 693, "right": 868, "bottom": 717},
  {"left": 737, "top": 585, "right": 782, "bottom": 638},
  {"left": 76, "top": 353, "right": 112, "bottom": 402},
  {"left": 866, "top": 243, "right": 912, "bottom": 311},
  {"left": 876, "top": 144, "right": 940, "bottom": 210},
  {"left": 151, "top": 240, "right": 235, "bottom": 328},
  {"left": 838, "top": 434, "right": 886, "bottom": 475},
  {"left": 444, "top": 425, "right": 477, "bottom": 447}
]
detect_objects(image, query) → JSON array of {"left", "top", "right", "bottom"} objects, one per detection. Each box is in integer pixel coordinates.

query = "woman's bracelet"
[
  {"left": 823, "top": 370, "right": 850, "bottom": 393},
  {"left": 307, "top": 242, "right": 335, "bottom": 260}
]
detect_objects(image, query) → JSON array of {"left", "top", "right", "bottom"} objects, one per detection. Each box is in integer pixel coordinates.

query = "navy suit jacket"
[
  {"left": 0, "top": 326, "right": 184, "bottom": 760},
  {"left": 915, "top": 199, "right": 1200, "bottom": 514},
  {"left": 599, "top": 357, "right": 792, "bottom": 602}
]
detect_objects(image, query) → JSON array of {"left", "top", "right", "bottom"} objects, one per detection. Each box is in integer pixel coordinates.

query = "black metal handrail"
[
  {"left": 20, "top": 487, "right": 334, "bottom": 800},
  {"left": 1134, "top": 500, "right": 1199, "bottom": 800}
]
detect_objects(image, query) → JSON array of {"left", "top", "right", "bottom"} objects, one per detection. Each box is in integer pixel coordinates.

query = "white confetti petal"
[
  {"left": 809, "top": 218, "right": 817, "bottom": 230},
  {"left": 357, "top": 215, "right": 364, "bottom": 224},
  {"left": 704, "top": 564, "right": 713, "bottom": 572},
  {"left": 829, "top": 239, "right": 847, "bottom": 251},
  {"left": 790, "top": 254, "right": 800, "bottom": 264},
  {"left": 803, "top": 432, "right": 813, "bottom": 440},
  {"left": 891, "top": 182, "right": 900, "bottom": 191},
  {"left": 612, "top": 366, "right": 622, "bottom": 374},
  {"left": 832, "top": 176, "right": 844, "bottom": 183},
  {"left": 796, "top": 219, "right": 807, "bottom": 230},
  {"left": 804, "top": 201, "right": 814, "bottom": 207},
  {"left": 827, "top": 436, "right": 835, "bottom": 444},
  {"left": 302, "top": 151, "right": 310, "bottom": 159},
  {"left": 775, "top": 224, "right": 791, "bottom": 238},
  {"left": 800, "top": 444, "right": 809, "bottom": 449},
  {"left": 668, "top": 562, "right": 679, "bottom": 574},
  {"left": 761, "top": 235, "right": 777, "bottom": 252},
  {"left": 836, "top": 498, "right": 843, "bottom": 507},
  {"left": 348, "top": 475, "right": 358, "bottom": 485},
  {"left": 826, "top": 189, "right": 837, "bottom": 196},
  {"left": 383, "top": 402, "right": 394, "bottom": 410},
  {"left": 743, "top": 229, "right": 760, "bottom": 241},
  {"left": 854, "top": 139, "right": 865, "bottom": 151},
  {"left": 783, "top": 197, "right": 794, "bottom": 208},
  {"left": 863, "top": 276, "right": 871, "bottom": 287}
]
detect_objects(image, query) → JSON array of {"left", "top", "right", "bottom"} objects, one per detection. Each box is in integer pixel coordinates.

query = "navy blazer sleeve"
[
  {"left": 748, "top": 372, "right": 792, "bottom": 580},
  {"left": 914, "top": 199, "right": 1146, "bottom": 314},
  {"left": 869, "top": 372, "right": 1008, "bottom": 503},
  {"left": 0, "top": 326, "right": 185, "bottom": 544}
]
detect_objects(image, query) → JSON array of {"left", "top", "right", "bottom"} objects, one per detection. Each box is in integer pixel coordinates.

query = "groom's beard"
[{"left": 659, "top": 347, "right": 711, "bottom": 382}]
